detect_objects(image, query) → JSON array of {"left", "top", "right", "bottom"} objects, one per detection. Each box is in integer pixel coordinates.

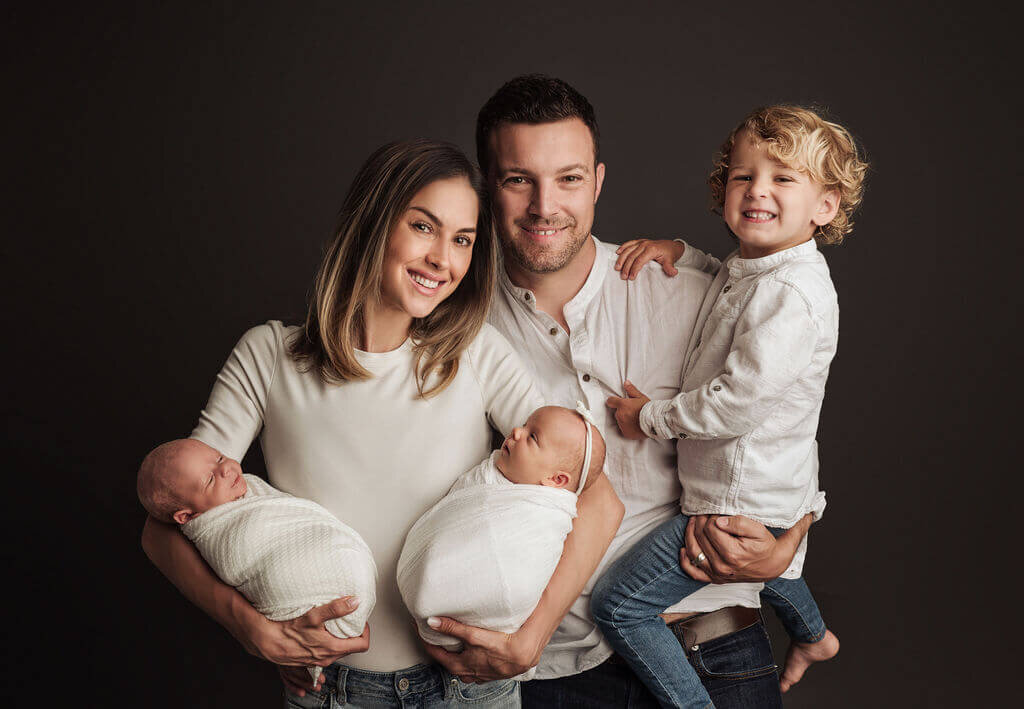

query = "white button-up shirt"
[
  {"left": 641, "top": 239, "right": 835, "bottom": 577},
  {"left": 488, "top": 236, "right": 762, "bottom": 679}
]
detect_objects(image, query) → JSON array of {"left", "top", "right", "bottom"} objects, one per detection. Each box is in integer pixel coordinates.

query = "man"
[{"left": 428, "top": 75, "right": 812, "bottom": 706}]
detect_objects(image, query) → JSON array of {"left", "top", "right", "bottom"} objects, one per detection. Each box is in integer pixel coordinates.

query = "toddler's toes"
[{"left": 779, "top": 629, "right": 839, "bottom": 693}]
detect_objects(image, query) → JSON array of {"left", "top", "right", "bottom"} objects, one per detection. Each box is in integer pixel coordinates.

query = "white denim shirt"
[
  {"left": 641, "top": 239, "right": 834, "bottom": 570},
  {"left": 488, "top": 236, "right": 763, "bottom": 680}
]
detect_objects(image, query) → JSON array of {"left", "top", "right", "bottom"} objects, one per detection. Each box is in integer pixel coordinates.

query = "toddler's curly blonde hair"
[{"left": 708, "top": 105, "right": 868, "bottom": 245}]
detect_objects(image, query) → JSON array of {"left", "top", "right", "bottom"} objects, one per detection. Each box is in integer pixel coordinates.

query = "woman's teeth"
[{"left": 410, "top": 273, "right": 440, "bottom": 288}]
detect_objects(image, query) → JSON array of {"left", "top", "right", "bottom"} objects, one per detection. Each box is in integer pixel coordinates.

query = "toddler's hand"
[
  {"left": 606, "top": 381, "right": 650, "bottom": 440},
  {"left": 614, "top": 239, "right": 685, "bottom": 280}
]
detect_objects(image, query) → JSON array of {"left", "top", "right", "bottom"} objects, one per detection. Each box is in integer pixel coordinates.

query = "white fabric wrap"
[
  {"left": 182, "top": 474, "right": 377, "bottom": 638},
  {"left": 396, "top": 454, "right": 577, "bottom": 677}
]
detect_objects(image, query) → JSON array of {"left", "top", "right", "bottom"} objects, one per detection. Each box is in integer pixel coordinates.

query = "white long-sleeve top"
[
  {"left": 191, "top": 320, "right": 541, "bottom": 672},
  {"left": 488, "top": 237, "right": 764, "bottom": 679},
  {"left": 641, "top": 239, "right": 834, "bottom": 547}
]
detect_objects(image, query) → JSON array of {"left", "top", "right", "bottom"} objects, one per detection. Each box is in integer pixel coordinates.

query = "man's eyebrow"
[{"left": 409, "top": 206, "right": 476, "bottom": 234}]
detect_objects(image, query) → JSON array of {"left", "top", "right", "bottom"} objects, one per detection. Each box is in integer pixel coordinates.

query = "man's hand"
[
  {"left": 606, "top": 381, "right": 650, "bottom": 440},
  {"left": 248, "top": 597, "right": 370, "bottom": 667},
  {"left": 614, "top": 239, "right": 685, "bottom": 280},
  {"left": 679, "top": 514, "right": 809, "bottom": 583},
  {"left": 421, "top": 617, "right": 541, "bottom": 683}
]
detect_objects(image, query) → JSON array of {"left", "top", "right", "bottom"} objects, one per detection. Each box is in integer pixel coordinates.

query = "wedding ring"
[{"left": 693, "top": 552, "right": 707, "bottom": 566}]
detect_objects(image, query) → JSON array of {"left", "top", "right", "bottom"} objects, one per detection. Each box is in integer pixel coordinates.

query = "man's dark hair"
[{"left": 475, "top": 74, "right": 600, "bottom": 177}]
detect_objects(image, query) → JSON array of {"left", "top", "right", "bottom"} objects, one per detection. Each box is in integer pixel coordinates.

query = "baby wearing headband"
[{"left": 397, "top": 404, "right": 606, "bottom": 676}]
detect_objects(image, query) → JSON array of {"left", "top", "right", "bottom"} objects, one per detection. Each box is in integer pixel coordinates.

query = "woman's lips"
[{"left": 408, "top": 269, "right": 445, "bottom": 295}]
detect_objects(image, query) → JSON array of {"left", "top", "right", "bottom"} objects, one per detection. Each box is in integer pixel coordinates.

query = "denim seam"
[
  {"left": 452, "top": 678, "right": 518, "bottom": 702},
  {"left": 760, "top": 584, "right": 825, "bottom": 642},
  {"left": 608, "top": 560, "right": 701, "bottom": 706}
]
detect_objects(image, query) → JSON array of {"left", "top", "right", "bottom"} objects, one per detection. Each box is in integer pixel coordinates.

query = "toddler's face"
[
  {"left": 496, "top": 406, "right": 583, "bottom": 487},
  {"left": 723, "top": 133, "right": 839, "bottom": 259},
  {"left": 169, "top": 441, "right": 248, "bottom": 524}
]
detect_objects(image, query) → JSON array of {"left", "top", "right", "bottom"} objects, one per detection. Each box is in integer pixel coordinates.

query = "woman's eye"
[
  {"left": 455, "top": 235, "right": 473, "bottom": 247},
  {"left": 413, "top": 222, "right": 432, "bottom": 233}
]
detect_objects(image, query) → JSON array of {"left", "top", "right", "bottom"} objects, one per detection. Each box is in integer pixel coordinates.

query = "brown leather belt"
[{"left": 605, "top": 605, "right": 762, "bottom": 666}]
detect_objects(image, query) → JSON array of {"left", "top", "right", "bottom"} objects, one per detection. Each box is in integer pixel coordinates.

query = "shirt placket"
[{"left": 564, "top": 303, "right": 603, "bottom": 418}]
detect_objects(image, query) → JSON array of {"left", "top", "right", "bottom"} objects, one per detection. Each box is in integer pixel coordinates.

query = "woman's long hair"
[{"left": 288, "top": 139, "right": 497, "bottom": 398}]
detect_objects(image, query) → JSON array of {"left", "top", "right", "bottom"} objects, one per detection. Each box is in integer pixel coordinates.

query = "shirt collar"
[
  {"left": 727, "top": 238, "right": 818, "bottom": 278},
  {"left": 498, "top": 234, "right": 607, "bottom": 314}
]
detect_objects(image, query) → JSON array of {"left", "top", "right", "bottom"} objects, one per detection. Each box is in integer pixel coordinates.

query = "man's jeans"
[
  {"left": 284, "top": 662, "right": 520, "bottom": 708},
  {"left": 590, "top": 513, "right": 822, "bottom": 707},
  {"left": 520, "top": 624, "right": 781, "bottom": 708}
]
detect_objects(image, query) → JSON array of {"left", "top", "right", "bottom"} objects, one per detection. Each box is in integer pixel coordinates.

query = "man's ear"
[
  {"left": 813, "top": 189, "right": 841, "bottom": 227},
  {"left": 594, "top": 162, "right": 606, "bottom": 204},
  {"left": 540, "top": 471, "right": 571, "bottom": 489},
  {"left": 172, "top": 508, "right": 196, "bottom": 525}
]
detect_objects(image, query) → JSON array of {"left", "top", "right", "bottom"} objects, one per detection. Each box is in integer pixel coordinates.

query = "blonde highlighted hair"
[
  {"left": 288, "top": 139, "right": 497, "bottom": 398},
  {"left": 709, "top": 105, "right": 868, "bottom": 244}
]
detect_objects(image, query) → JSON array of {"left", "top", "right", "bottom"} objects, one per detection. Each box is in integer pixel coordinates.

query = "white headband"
[{"left": 574, "top": 401, "right": 597, "bottom": 495}]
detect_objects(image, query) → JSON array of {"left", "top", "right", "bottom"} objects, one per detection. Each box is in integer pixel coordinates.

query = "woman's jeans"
[
  {"left": 284, "top": 662, "right": 520, "bottom": 708},
  {"left": 591, "top": 513, "right": 826, "bottom": 708}
]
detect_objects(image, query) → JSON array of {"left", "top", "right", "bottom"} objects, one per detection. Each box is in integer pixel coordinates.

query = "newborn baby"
[
  {"left": 397, "top": 404, "right": 606, "bottom": 665},
  {"left": 137, "top": 439, "right": 377, "bottom": 680}
]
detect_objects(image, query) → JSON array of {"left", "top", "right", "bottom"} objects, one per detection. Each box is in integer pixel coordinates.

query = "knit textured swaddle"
[{"left": 182, "top": 474, "right": 377, "bottom": 639}]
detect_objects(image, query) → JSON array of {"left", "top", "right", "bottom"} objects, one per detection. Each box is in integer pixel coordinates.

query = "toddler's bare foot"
[{"left": 779, "top": 629, "right": 839, "bottom": 693}]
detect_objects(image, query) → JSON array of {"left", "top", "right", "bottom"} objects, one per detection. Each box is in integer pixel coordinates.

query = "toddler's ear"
[
  {"left": 172, "top": 508, "right": 196, "bottom": 525},
  {"left": 813, "top": 189, "right": 841, "bottom": 226},
  {"left": 540, "top": 472, "right": 571, "bottom": 489}
]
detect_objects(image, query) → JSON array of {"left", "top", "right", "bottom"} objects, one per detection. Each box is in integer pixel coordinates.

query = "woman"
[{"left": 141, "top": 139, "right": 623, "bottom": 707}]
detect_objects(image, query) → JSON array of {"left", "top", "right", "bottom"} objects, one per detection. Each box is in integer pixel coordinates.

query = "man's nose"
[{"left": 529, "top": 182, "right": 558, "bottom": 220}]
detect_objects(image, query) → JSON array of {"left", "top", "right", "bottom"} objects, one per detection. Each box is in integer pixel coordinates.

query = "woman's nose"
[{"left": 425, "top": 239, "right": 450, "bottom": 270}]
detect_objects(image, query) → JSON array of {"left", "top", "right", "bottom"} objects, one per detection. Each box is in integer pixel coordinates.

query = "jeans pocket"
[
  {"left": 691, "top": 624, "right": 778, "bottom": 680},
  {"left": 283, "top": 687, "right": 333, "bottom": 709},
  {"left": 450, "top": 677, "right": 520, "bottom": 705}
]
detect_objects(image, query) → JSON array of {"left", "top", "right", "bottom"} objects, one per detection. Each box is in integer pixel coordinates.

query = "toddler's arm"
[
  {"left": 615, "top": 239, "right": 722, "bottom": 279},
  {"left": 642, "top": 278, "right": 819, "bottom": 441}
]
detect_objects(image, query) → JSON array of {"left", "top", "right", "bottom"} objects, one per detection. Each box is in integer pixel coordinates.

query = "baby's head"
[
  {"left": 136, "top": 439, "right": 248, "bottom": 524},
  {"left": 708, "top": 105, "right": 868, "bottom": 251},
  {"left": 495, "top": 406, "right": 606, "bottom": 493}
]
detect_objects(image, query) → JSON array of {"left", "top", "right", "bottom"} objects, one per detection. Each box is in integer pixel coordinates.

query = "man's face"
[{"left": 488, "top": 118, "right": 605, "bottom": 274}]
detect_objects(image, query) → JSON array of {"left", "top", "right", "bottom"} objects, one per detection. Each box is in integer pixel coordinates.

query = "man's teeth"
[
  {"left": 410, "top": 273, "right": 440, "bottom": 288},
  {"left": 530, "top": 228, "right": 558, "bottom": 235},
  {"left": 744, "top": 211, "right": 776, "bottom": 219}
]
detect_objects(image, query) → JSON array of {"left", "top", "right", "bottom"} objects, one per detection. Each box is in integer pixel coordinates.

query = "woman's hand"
[
  {"left": 679, "top": 514, "right": 812, "bottom": 583},
  {"left": 614, "top": 239, "right": 685, "bottom": 280},
  {"left": 278, "top": 664, "right": 326, "bottom": 698},
  {"left": 420, "top": 617, "right": 541, "bottom": 682},
  {"left": 247, "top": 597, "right": 370, "bottom": 667}
]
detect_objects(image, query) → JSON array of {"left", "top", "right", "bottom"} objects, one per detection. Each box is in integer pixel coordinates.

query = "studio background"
[{"left": 4, "top": 1, "right": 1016, "bottom": 706}]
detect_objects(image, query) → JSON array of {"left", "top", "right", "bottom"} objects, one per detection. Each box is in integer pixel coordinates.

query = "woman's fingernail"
[
  {"left": 345, "top": 597, "right": 360, "bottom": 609},
  {"left": 427, "top": 617, "right": 441, "bottom": 629}
]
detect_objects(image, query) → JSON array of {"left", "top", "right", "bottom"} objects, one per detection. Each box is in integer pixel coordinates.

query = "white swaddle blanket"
[
  {"left": 396, "top": 452, "right": 578, "bottom": 678},
  {"left": 182, "top": 474, "right": 377, "bottom": 640}
]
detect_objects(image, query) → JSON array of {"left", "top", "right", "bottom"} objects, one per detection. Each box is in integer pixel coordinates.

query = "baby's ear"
[
  {"left": 540, "top": 472, "right": 571, "bottom": 489},
  {"left": 172, "top": 508, "right": 196, "bottom": 525}
]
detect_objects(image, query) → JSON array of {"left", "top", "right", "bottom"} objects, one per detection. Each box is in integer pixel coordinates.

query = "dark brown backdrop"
[{"left": 4, "top": 1, "right": 1017, "bottom": 706}]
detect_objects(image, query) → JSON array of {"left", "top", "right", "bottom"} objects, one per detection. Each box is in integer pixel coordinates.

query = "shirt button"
[
  {"left": 524, "top": 292, "right": 533, "bottom": 302},
  {"left": 582, "top": 374, "right": 591, "bottom": 382},
  {"left": 678, "top": 432, "right": 688, "bottom": 439},
  {"left": 712, "top": 385, "right": 721, "bottom": 391},
  {"left": 549, "top": 327, "right": 558, "bottom": 336},
  {"left": 398, "top": 678, "right": 410, "bottom": 691},
  {"left": 723, "top": 285, "right": 731, "bottom": 293}
]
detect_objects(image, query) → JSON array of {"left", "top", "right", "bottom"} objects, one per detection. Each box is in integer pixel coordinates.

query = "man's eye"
[
  {"left": 505, "top": 176, "right": 527, "bottom": 186},
  {"left": 563, "top": 175, "right": 582, "bottom": 183}
]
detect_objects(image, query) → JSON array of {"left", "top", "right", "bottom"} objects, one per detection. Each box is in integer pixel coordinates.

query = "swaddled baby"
[
  {"left": 137, "top": 439, "right": 377, "bottom": 674},
  {"left": 397, "top": 405, "right": 606, "bottom": 665}
]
